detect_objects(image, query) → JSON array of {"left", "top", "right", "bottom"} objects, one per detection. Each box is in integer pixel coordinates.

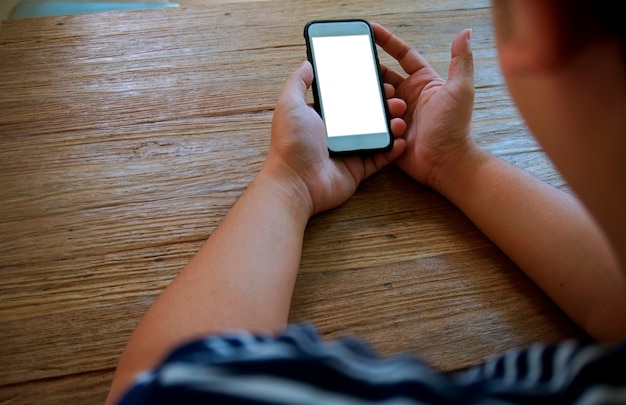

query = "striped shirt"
[{"left": 118, "top": 323, "right": 626, "bottom": 404}]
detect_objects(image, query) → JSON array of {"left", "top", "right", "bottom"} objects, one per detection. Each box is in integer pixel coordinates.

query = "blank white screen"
[{"left": 312, "top": 35, "right": 387, "bottom": 137}]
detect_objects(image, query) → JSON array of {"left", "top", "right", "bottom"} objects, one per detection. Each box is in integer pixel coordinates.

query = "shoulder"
[{"left": 118, "top": 323, "right": 626, "bottom": 404}]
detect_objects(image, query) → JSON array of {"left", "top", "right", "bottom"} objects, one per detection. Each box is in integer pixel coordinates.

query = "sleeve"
[{"left": 117, "top": 322, "right": 626, "bottom": 404}]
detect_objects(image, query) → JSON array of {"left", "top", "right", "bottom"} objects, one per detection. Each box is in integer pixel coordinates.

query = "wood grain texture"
[{"left": 0, "top": 1, "right": 586, "bottom": 403}]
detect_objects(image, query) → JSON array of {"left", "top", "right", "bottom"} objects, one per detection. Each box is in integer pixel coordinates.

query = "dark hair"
[{"left": 569, "top": 0, "right": 626, "bottom": 60}]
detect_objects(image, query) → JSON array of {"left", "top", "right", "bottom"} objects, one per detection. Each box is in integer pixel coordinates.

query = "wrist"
[
  {"left": 429, "top": 143, "right": 493, "bottom": 201},
  {"left": 256, "top": 162, "right": 315, "bottom": 224}
]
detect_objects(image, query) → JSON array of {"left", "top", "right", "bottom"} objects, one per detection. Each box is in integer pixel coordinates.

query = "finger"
[
  {"left": 383, "top": 83, "right": 395, "bottom": 99},
  {"left": 380, "top": 63, "right": 405, "bottom": 88},
  {"left": 387, "top": 97, "right": 407, "bottom": 118},
  {"left": 372, "top": 22, "right": 433, "bottom": 76},
  {"left": 390, "top": 117, "right": 407, "bottom": 138},
  {"left": 278, "top": 61, "right": 314, "bottom": 106},
  {"left": 447, "top": 29, "right": 475, "bottom": 94},
  {"left": 362, "top": 138, "right": 407, "bottom": 179}
]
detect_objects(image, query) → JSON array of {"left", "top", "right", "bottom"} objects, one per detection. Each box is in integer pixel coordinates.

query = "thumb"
[
  {"left": 278, "top": 61, "right": 314, "bottom": 107},
  {"left": 447, "top": 29, "right": 474, "bottom": 94}
]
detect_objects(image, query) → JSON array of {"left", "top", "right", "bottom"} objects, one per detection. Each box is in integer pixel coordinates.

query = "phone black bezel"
[{"left": 304, "top": 19, "right": 394, "bottom": 156}]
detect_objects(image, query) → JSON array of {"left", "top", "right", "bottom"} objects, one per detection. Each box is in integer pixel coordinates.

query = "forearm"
[
  {"left": 168, "top": 171, "right": 310, "bottom": 331},
  {"left": 107, "top": 170, "right": 312, "bottom": 404},
  {"left": 432, "top": 147, "right": 625, "bottom": 340}
]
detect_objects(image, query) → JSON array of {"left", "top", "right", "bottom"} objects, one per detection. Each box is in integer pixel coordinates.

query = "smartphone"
[{"left": 304, "top": 19, "right": 393, "bottom": 155}]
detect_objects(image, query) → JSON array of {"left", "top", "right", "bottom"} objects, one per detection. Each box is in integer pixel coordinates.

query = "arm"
[
  {"left": 435, "top": 147, "right": 625, "bottom": 341},
  {"left": 106, "top": 61, "right": 407, "bottom": 404},
  {"left": 105, "top": 169, "right": 311, "bottom": 405},
  {"left": 373, "top": 24, "right": 626, "bottom": 341}
]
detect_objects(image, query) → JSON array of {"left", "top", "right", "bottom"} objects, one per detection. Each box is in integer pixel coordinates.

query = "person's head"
[{"left": 490, "top": 0, "right": 626, "bottom": 268}]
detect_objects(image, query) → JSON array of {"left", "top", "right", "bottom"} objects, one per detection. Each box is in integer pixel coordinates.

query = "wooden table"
[{"left": 0, "top": 1, "right": 586, "bottom": 403}]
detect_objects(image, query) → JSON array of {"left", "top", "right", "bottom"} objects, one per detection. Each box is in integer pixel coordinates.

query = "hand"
[
  {"left": 263, "top": 61, "right": 407, "bottom": 216},
  {"left": 372, "top": 24, "right": 476, "bottom": 188}
]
